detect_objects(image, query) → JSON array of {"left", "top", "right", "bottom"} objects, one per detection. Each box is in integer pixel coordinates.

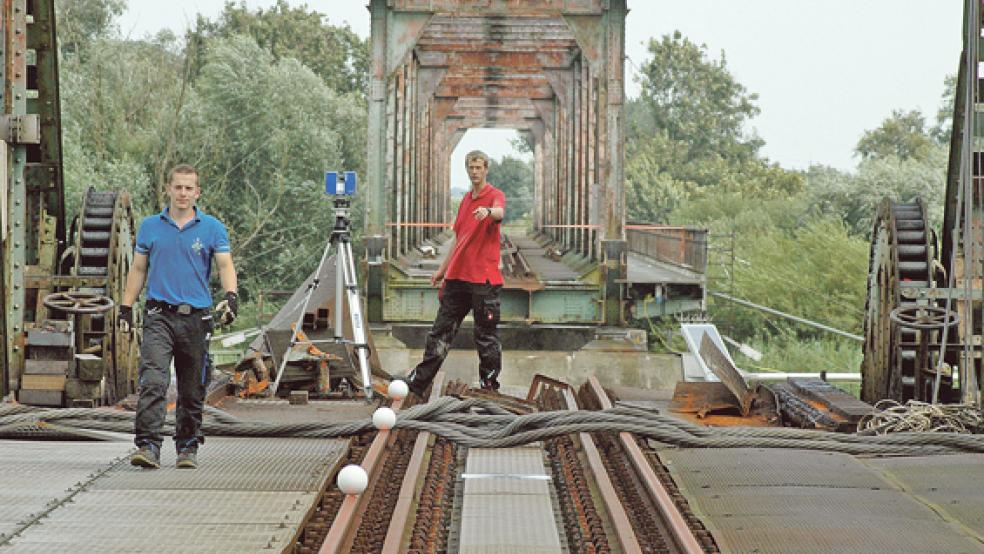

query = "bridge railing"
[{"left": 625, "top": 225, "right": 708, "bottom": 274}]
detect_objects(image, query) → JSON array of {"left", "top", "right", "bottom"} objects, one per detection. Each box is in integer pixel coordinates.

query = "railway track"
[{"left": 301, "top": 372, "right": 716, "bottom": 553}]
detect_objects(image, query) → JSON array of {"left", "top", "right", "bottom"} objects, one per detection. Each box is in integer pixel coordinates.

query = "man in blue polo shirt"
[{"left": 119, "top": 164, "right": 238, "bottom": 469}]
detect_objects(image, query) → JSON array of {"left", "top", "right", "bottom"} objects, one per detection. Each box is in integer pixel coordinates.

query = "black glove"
[
  {"left": 118, "top": 305, "right": 133, "bottom": 333},
  {"left": 215, "top": 291, "right": 238, "bottom": 325}
]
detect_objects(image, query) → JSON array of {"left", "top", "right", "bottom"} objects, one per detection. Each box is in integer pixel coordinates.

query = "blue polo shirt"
[{"left": 135, "top": 207, "right": 230, "bottom": 309}]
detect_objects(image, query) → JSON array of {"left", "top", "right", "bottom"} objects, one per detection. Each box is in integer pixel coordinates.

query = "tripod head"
[{"left": 326, "top": 171, "right": 357, "bottom": 243}]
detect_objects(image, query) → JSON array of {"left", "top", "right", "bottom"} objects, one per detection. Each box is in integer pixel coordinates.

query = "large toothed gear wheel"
[
  {"left": 861, "top": 199, "right": 942, "bottom": 403},
  {"left": 69, "top": 188, "right": 141, "bottom": 404}
]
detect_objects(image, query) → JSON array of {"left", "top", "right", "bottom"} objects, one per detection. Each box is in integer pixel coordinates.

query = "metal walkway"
[
  {"left": 456, "top": 446, "right": 564, "bottom": 553},
  {"left": 0, "top": 437, "right": 348, "bottom": 553},
  {"left": 659, "top": 448, "right": 984, "bottom": 553}
]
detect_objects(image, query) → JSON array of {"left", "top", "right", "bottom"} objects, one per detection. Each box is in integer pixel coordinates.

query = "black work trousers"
[
  {"left": 408, "top": 279, "right": 502, "bottom": 394},
  {"left": 133, "top": 306, "right": 213, "bottom": 451}
]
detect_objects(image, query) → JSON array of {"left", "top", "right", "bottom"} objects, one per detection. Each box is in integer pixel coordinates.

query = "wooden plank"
[
  {"left": 21, "top": 373, "right": 67, "bottom": 390},
  {"left": 18, "top": 389, "right": 63, "bottom": 406},
  {"left": 24, "top": 359, "right": 69, "bottom": 375}
]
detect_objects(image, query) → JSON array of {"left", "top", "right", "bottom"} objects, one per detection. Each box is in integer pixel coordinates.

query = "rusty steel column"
[{"left": 602, "top": 0, "right": 627, "bottom": 325}]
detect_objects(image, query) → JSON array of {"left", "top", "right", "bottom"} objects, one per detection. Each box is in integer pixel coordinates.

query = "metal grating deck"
[
  {"left": 0, "top": 441, "right": 133, "bottom": 541},
  {"left": 458, "top": 446, "right": 564, "bottom": 553},
  {"left": 864, "top": 453, "right": 984, "bottom": 541},
  {"left": 1, "top": 437, "right": 347, "bottom": 553},
  {"left": 659, "top": 448, "right": 984, "bottom": 554}
]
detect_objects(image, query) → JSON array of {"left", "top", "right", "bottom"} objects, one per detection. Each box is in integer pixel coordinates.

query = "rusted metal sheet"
[
  {"left": 586, "top": 376, "right": 705, "bottom": 554},
  {"left": 699, "top": 333, "right": 756, "bottom": 416}
]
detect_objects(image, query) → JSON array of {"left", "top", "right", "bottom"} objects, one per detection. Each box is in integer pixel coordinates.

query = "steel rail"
[
  {"left": 380, "top": 372, "right": 446, "bottom": 553},
  {"left": 319, "top": 392, "right": 410, "bottom": 553},
  {"left": 586, "top": 375, "right": 705, "bottom": 554},
  {"left": 529, "top": 375, "right": 642, "bottom": 553}
]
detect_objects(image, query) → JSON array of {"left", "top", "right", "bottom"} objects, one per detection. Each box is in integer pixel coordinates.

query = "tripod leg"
[{"left": 341, "top": 241, "right": 374, "bottom": 401}]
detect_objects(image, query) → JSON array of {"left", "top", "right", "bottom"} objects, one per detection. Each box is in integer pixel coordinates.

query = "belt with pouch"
[{"left": 147, "top": 299, "right": 207, "bottom": 315}]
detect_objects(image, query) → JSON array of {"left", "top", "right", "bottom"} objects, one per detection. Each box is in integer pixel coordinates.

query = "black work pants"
[
  {"left": 408, "top": 279, "right": 501, "bottom": 394},
  {"left": 133, "top": 307, "right": 213, "bottom": 451}
]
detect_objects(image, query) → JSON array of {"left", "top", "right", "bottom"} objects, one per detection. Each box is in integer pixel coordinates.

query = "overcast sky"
[{"left": 119, "top": 0, "right": 962, "bottom": 184}]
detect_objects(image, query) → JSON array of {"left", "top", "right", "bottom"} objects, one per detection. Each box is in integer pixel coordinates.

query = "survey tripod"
[{"left": 269, "top": 172, "right": 373, "bottom": 401}]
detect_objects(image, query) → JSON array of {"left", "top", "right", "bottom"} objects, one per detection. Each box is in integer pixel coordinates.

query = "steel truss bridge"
[{"left": 362, "top": 0, "right": 705, "bottom": 341}]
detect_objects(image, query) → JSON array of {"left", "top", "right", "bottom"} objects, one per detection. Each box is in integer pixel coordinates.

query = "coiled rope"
[{"left": 857, "top": 399, "right": 983, "bottom": 435}]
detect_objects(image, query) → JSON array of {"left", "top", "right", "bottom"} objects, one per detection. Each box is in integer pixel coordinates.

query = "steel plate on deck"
[
  {"left": 660, "top": 448, "right": 984, "bottom": 554},
  {"left": 3, "top": 438, "right": 348, "bottom": 553},
  {"left": 865, "top": 454, "right": 984, "bottom": 539},
  {"left": 458, "top": 447, "right": 562, "bottom": 554},
  {"left": 0, "top": 441, "right": 133, "bottom": 539},
  {"left": 463, "top": 446, "right": 552, "bottom": 496},
  {"left": 662, "top": 448, "right": 888, "bottom": 489},
  {"left": 93, "top": 437, "right": 345, "bottom": 492}
]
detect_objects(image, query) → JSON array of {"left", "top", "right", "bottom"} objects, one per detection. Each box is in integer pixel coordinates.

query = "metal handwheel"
[
  {"left": 889, "top": 305, "right": 959, "bottom": 330},
  {"left": 42, "top": 291, "right": 115, "bottom": 314}
]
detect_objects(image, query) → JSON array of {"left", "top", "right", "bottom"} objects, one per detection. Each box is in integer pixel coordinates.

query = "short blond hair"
[
  {"left": 464, "top": 150, "right": 489, "bottom": 168},
  {"left": 168, "top": 164, "right": 199, "bottom": 186}
]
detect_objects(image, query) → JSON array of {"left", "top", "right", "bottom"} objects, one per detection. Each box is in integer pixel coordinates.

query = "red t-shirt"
[{"left": 444, "top": 183, "right": 505, "bottom": 285}]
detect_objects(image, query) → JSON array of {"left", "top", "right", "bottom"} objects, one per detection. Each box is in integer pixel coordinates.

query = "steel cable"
[{"left": 2, "top": 397, "right": 983, "bottom": 455}]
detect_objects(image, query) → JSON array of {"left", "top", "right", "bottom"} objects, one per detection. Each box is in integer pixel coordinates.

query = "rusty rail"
[
  {"left": 380, "top": 372, "right": 446, "bottom": 552},
  {"left": 585, "top": 376, "right": 704, "bottom": 554},
  {"left": 529, "top": 375, "right": 642, "bottom": 553},
  {"left": 319, "top": 392, "right": 412, "bottom": 552}
]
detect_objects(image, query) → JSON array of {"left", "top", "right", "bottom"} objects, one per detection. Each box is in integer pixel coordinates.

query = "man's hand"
[
  {"left": 215, "top": 291, "right": 238, "bottom": 325},
  {"left": 118, "top": 305, "right": 133, "bottom": 333},
  {"left": 430, "top": 268, "right": 445, "bottom": 287},
  {"left": 472, "top": 206, "right": 490, "bottom": 221}
]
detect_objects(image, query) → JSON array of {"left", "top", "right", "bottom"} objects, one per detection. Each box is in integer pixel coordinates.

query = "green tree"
[
  {"left": 806, "top": 147, "right": 946, "bottom": 238},
  {"left": 486, "top": 155, "right": 533, "bottom": 224},
  {"left": 191, "top": 1, "right": 369, "bottom": 96},
  {"left": 55, "top": 0, "right": 126, "bottom": 55},
  {"left": 636, "top": 31, "right": 763, "bottom": 162},
  {"left": 60, "top": 33, "right": 187, "bottom": 217},
  {"left": 932, "top": 73, "right": 957, "bottom": 144},
  {"left": 855, "top": 109, "right": 936, "bottom": 162},
  {"left": 175, "top": 35, "right": 359, "bottom": 295}
]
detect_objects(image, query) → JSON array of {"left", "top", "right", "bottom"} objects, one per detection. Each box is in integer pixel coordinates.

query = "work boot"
[
  {"left": 404, "top": 372, "right": 428, "bottom": 398},
  {"left": 131, "top": 444, "right": 160, "bottom": 469},
  {"left": 479, "top": 377, "right": 501, "bottom": 392},
  {"left": 176, "top": 449, "right": 198, "bottom": 469}
]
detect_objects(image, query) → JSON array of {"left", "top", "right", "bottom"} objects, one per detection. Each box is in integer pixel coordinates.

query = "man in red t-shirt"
[{"left": 406, "top": 150, "right": 506, "bottom": 395}]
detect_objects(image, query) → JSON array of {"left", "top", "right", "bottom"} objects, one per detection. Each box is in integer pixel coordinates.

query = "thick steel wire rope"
[{"left": 2, "top": 397, "right": 984, "bottom": 455}]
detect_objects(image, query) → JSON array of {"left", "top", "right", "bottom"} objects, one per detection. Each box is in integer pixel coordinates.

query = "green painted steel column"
[
  {"left": 4, "top": 0, "right": 28, "bottom": 393},
  {"left": 365, "top": 0, "right": 388, "bottom": 322}
]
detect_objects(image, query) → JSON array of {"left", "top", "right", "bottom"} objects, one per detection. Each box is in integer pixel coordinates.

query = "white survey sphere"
[
  {"left": 336, "top": 464, "right": 368, "bottom": 495},
  {"left": 372, "top": 407, "right": 397, "bottom": 430},
  {"left": 387, "top": 379, "right": 409, "bottom": 400}
]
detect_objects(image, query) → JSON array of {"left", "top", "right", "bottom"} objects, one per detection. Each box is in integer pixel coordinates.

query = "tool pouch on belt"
[{"left": 477, "top": 296, "right": 500, "bottom": 328}]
